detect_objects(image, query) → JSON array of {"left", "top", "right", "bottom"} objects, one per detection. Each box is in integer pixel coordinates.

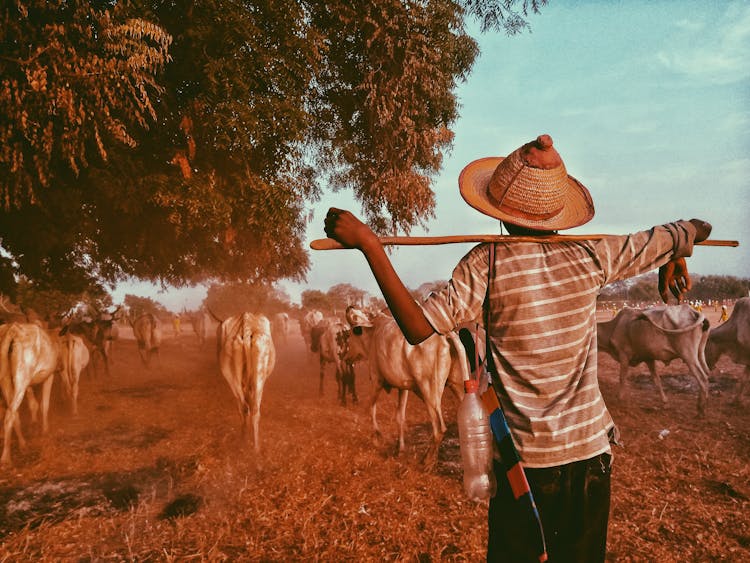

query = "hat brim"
[{"left": 458, "top": 156, "right": 595, "bottom": 231}]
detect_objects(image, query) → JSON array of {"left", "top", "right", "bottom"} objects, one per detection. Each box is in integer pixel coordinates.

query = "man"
[{"left": 323, "top": 134, "right": 711, "bottom": 562}]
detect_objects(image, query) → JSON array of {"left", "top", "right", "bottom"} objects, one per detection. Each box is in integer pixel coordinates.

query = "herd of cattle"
[
  {"left": 0, "top": 297, "right": 748, "bottom": 468},
  {"left": 0, "top": 306, "right": 196, "bottom": 465}
]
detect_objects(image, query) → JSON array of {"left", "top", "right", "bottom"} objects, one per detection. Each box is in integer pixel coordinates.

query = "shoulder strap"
[
  {"left": 481, "top": 241, "right": 548, "bottom": 562},
  {"left": 484, "top": 243, "right": 499, "bottom": 381}
]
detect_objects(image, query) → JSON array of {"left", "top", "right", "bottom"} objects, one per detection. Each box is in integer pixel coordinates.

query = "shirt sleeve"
[
  {"left": 593, "top": 220, "right": 697, "bottom": 285},
  {"left": 420, "top": 243, "right": 490, "bottom": 335}
]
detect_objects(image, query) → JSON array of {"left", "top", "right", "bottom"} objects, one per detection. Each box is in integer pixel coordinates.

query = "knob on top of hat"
[
  {"left": 523, "top": 134, "right": 561, "bottom": 169},
  {"left": 536, "top": 134, "right": 553, "bottom": 149}
]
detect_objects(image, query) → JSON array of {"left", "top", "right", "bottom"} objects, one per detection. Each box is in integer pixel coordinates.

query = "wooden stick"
[{"left": 310, "top": 235, "right": 739, "bottom": 251}]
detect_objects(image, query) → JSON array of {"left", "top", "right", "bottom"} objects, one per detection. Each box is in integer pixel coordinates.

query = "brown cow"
[
  {"left": 316, "top": 318, "right": 357, "bottom": 405},
  {"left": 597, "top": 304, "right": 711, "bottom": 414},
  {"left": 705, "top": 297, "right": 750, "bottom": 404},
  {"left": 0, "top": 323, "right": 59, "bottom": 465},
  {"left": 130, "top": 313, "right": 162, "bottom": 367},
  {"left": 215, "top": 312, "right": 276, "bottom": 453},
  {"left": 344, "top": 307, "right": 467, "bottom": 469},
  {"left": 62, "top": 306, "right": 120, "bottom": 376}
]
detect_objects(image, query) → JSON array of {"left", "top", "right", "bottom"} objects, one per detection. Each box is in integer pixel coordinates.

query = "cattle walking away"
[
  {"left": 597, "top": 304, "right": 711, "bottom": 414},
  {"left": 188, "top": 310, "right": 210, "bottom": 347},
  {"left": 344, "top": 307, "right": 466, "bottom": 469},
  {"left": 61, "top": 306, "right": 120, "bottom": 376},
  {"left": 271, "top": 312, "right": 290, "bottom": 347},
  {"left": 55, "top": 332, "right": 90, "bottom": 416},
  {"left": 215, "top": 312, "right": 276, "bottom": 453},
  {"left": 301, "top": 309, "right": 324, "bottom": 357},
  {"left": 130, "top": 313, "right": 162, "bottom": 367},
  {"left": 0, "top": 323, "right": 59, "bottom": 465},
  {"left": 706, "top": 297, "right": 750, "bottom": 404},
  {"left": 316, "top": 318, "right": 358, "bottom": 405}
]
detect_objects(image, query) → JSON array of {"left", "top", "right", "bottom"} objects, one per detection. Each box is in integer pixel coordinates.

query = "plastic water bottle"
[{"left": 457, "top": 378, "right": 497, "bottom": 501}]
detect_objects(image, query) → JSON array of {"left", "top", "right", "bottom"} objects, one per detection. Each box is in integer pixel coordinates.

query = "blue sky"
[{"left": 116, "top": 0, "right": 749, "bottom": 310}]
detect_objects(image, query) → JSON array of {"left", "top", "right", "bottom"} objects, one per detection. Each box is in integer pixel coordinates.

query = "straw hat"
[{"left": 458, "top": 134, "right": 595, "bottom": 231}]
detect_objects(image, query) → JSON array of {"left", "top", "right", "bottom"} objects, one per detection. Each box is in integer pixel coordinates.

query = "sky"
[{"left": 114, "top": 0, "right": 750, "bottom": 311}]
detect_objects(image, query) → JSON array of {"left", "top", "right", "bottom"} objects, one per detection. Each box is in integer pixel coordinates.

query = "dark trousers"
[{"left": 487, "top": 453, "right": 611, "bottom": 563}]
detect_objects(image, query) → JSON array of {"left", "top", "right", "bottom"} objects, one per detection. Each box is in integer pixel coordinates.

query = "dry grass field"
[{"left": 0, "top": 306, "right": 748, "bottom": 562}]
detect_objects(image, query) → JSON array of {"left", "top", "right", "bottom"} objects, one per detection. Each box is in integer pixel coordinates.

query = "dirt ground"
[{"left": 0, "top": 306, "right": 748, "bottom": 562}]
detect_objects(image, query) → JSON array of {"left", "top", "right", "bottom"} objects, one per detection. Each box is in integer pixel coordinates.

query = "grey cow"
[{"left": 597, "top": 304, "right": 711, "bottom": 414}]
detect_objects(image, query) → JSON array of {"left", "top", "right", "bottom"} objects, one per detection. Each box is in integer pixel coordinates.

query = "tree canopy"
[
  {"left": 205, "top": 282, "right": 291, "bottom": 319},
  {"left": 0, "top": 0, "right": 547, "bottom": 303}
]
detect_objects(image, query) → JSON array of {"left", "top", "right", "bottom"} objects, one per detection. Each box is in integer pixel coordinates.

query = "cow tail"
[
  {"left": 0, "top": 326, "right": 16, "bottom": 399},
  {"left": 242, "top": 313, "right": 254, "bottom": 415},
  {"left": 698, "top": 317, "right": 711, "bottom": 375},
  {"left": 446, "top": 332, "right": 469, "bottom": 399},
  {"left": 65, "top": 337, "right": 76, "bottom": 390}
]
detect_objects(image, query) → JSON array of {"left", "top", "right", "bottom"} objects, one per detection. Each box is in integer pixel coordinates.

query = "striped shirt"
[{"left": 421, "top": 221, "right": 697, "bottom": 468}]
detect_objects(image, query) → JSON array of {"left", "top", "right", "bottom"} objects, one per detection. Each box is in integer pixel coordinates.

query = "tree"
[
  {"left": 123, "top": 294, "right": 167, "bottom": 319},
  {"left": 205, "top": 282, "right": 290, "bottom": 320},
  {"left": 690, "top": 275, "right": 750, "bottom": 301},
  {"left": 627, "top": 276, "right": 660, "bottom": 303},
  {"left": 0, "top": 0, "right": 171, "bottom": 293},
  {"left": 597, "top": 273, "right": 750, "bottom": 305},
  {"left": 0, "top": 1, "right": 172, "bottom": 205},
  {"left": 301, "top": 289, "right": 331, "bottom": 312},
  {"left": 327, "top": 283, "right": 367, "bottom": 312},
  {"left": 0, "top": 0, "right": 546, "bottom": 296}
]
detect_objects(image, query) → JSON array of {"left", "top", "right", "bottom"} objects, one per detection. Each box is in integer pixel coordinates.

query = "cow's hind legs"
[
  {"left": 394, "top": 390, "right": 409, "bottom": 456},
  {"left": 370, "top": 386, "right": 385, "bottom": 446},
  {"left": 617, "top": 359, "right": 630, "bottom": 401},
  {"left": 646, "top": 360, "right": 668, "bottom": 405},
  {"left": 732, "top": 367, "right": 749, "bottom": 405},
  {"left": 685, "top": 359, "right": 709, "bottom": 417}
]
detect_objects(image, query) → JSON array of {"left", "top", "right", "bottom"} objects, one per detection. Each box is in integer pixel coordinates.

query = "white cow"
[
  {"left": 0, "top": 323, "right": 59, "bottom": 465},
  {"left": 216, "top": 312, "right": 276, "bottom": 453},
  {"left": 61, "top": 306, "right": 120, "bottom": 376},
  {"left": 301, "top": 309, "right": 324, "bottom": 356},
  {"left": 271, "top": 312, "right": 290, "bottom": 347},
  {"left": 130, "top": 313, "right": 162, "bottom": 367},
  {"left": 189, "top": 310, "right": 210, "bottom": 347},
  {"left": 344, "top": 307, "right": 467, "bottom": 469},
  {"left": 597, "top": 304, "right": 711, "bottom": 414},
  {"left": 56, "top": 332, "right": 90, "bottom": 416},
  {"left": 705, "top": 297, "right": 750, "bottom": 404}
]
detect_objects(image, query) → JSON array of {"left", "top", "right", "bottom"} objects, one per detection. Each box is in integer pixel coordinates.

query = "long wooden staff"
[{"left": 310, "top": 235, "right": 739, "bottom": 251}]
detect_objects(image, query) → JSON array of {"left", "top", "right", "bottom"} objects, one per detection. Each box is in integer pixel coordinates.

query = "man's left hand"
[{"left": 658, "top": 258, "right": 691, "bottom": 303}]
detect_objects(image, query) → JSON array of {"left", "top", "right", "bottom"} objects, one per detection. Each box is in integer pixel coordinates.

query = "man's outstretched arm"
[{"left": 324, "top": 208, "right": 435, "bottom": 345}]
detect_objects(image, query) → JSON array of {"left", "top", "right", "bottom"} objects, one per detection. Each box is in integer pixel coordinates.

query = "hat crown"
[
  {"left": 487, "top": 135, "right": 569, "bottom": 223},
  {"left": 457, "top": 133, "right": 595, "bottom": 230}
]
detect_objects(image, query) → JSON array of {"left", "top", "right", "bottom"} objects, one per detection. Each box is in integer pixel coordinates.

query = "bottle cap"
[{"left": 464, "top": 379, "right": 478, "bottom": 393}]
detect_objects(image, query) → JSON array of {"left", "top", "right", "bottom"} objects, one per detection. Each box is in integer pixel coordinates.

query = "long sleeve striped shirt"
[{"left": 421, "top": 221, "right": 697, "bottom": 468}]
